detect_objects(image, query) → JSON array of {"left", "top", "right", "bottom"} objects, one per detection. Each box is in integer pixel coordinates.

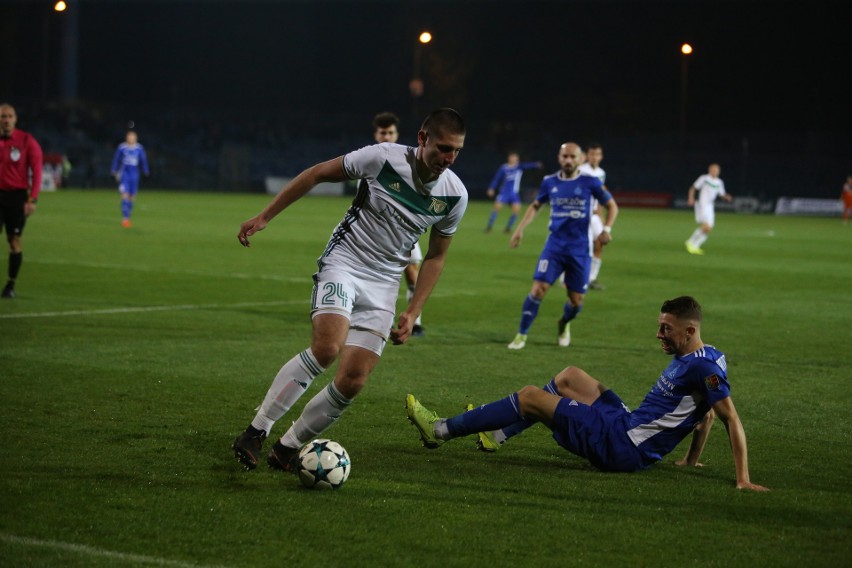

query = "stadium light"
[
  {"left": 679, "top": 43, "right": 693, "bottom": 147},
  {"left": 54, "top": 1, "right": 67, "bottom": 11},
  {"left": 411, "top": 31, "right": 433, "bottom": 119}
]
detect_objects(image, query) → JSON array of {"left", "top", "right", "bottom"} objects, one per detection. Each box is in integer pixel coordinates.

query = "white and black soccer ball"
[{"left": 297, "top": 439, "right": 351, "bottom": 490}]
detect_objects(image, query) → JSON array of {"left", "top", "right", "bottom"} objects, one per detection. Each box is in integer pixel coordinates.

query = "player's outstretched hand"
[
  {"left": 509, "top": 231, "right": 523, "bottom": 248},
  {"left": 238, "top": 215, "right": 267, "bottom": 247}
]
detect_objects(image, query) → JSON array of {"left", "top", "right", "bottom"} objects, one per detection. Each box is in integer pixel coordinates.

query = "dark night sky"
[{"left": 3, "top": 0, "right": 849, "bottom": 134}]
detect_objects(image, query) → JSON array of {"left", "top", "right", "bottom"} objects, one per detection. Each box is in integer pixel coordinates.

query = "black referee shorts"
[{"left": 0, "top": 190, "right": 28, "bottom": 237}]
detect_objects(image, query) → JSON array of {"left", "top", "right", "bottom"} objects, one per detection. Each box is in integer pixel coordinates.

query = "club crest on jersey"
[
  {"left": 10, "top": 147, "right": 21, "bottom": 162},
  {"left": 704, "top": 374, "right": 721, "bottom": 390},
  {"left": 428, "top": 197, "right": 447, "bottom": 214}
]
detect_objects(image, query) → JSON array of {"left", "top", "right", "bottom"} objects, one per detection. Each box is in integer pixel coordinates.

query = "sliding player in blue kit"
[
  {"left": 506, "top": 142, "right": 618, "bottom": 350},
  {"left": 407, "top": 296, "right": 769, "bottom": 491},
  {"left": 111, "top": 129, "right": 150, "bottom": 228},
  {"left": 484, "top": 152, "right": 542, "bottom": 233}
]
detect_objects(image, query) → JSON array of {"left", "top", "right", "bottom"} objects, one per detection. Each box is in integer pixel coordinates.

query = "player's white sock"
[
  {"left": 251, "top": 349, "right": 325, "bottom": 434},
  {"left": 434, "top": 418, "right": 450, "bottom": 440},
  {"left": 589, "top": 257, "right": 602, "bottom": 281},
  {"left": 688, "top": 228, "right": 704, "bottom": 246},
  {"left": 280, "top": 381, "right": 352, "bottom": 448},
  {"left": 695, "top": 231, "right": 708, "bottom": 247}
]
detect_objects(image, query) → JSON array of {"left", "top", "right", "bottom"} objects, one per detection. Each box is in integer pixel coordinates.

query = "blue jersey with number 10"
[{"left": 536, "top": 172, "right": 611, "bottom": 256}]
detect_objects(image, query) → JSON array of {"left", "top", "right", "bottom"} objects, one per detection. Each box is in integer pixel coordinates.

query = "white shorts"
[
  {"left": 589, "top": 214, "right": 604, "bottom": 240},
  {"left": 311, "top": 267, "right": 397, "bottom": 355},
  {"left": 694, "top": 204, "right": 715, "bottom": 227},
  {"left": 409, "top": 242, "right": 423, "bottom": 265}
]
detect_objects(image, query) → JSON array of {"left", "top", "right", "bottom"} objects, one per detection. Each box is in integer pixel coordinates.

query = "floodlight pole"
[{"left": 679, "top": 43, "right": 692, "bottom": 148}]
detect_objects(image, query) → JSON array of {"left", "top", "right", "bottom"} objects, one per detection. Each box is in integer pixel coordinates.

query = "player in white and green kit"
[
  {"left": 232, "top": 109, "right": 468, "bottom": 474},
  {"left": 685, "top": 163, "right": 732, "bottom": 255}
]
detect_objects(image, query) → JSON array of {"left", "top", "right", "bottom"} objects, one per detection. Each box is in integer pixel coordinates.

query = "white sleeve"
[
  {"left": 433, "top": 193, "right": 468, "bottom": 236},
  {"left": 342, "top": 144, "right": 387, "bottom": 181}
]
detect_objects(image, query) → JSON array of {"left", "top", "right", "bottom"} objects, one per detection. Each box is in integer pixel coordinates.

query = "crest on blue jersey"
[{"left": 704, "top": 374, "right": 721, "bottom": 390}]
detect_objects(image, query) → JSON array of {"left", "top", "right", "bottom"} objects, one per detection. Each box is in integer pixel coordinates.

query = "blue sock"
[
  {"left": 519, "top": 294, "right": 542, "bottom": 334},
  {"left": 506, "top": 214, "right": 517, "bottom": 231},
  {"left": 562, "top": 302, "right": 582, "bottom": 323},
  {"left": 126, "top": 200, "right": 134, "bottom": 218},
  {"left": 446, "top": 394, "right": 523, "bottom": 438},
  {"left": 121, "top": 199, "right": 131, "bottom": 219},
  {"left": 487, "top": 211, "right": 497, "bottom": 229},
  {"left": 499, "top": 378, "right": 558, "bottom": 440}
]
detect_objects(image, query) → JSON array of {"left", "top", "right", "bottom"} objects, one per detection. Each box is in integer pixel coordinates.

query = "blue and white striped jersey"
[{"left": 627, "top": 345, "right": 731, "bottom": 463}]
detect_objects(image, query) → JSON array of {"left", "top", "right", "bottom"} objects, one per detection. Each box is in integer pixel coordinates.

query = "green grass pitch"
[{"left": 1, "top": 189, "right": 850, "bottom": 567}]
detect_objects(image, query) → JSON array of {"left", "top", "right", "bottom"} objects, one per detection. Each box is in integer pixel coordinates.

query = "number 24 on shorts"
[{"left": 321, "top": 282, "right": 349, "bottom": 308}]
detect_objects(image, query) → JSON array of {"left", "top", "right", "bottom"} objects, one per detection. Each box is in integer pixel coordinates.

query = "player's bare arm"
[
  {"left": 599, "top": 199, "right": 619, "bottom": 245},
  {"left": 238, "top": 157, "right": 347, "bottom": 246},
  {"left": 675, "top": 409, "right": 715, "bottom": 467},
  {"left": 510, "top": 201, "right": 542, "bottom": 248},
  {"left": 687, "top": 186, "right": 697, "bottom": 206},
  {"left": 713, "top": 396, "right": 769, "bottom": 491},
  {"left": 391, "top": 232, "right": 453, "bottom": 345}
]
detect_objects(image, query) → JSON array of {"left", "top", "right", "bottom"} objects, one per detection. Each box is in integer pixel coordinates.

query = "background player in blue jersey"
[
  {"left": 507, "top": 142, "right": 618, "bottom": 350},
  {"left": 406, "top": 296, "right": 769, "bottom": 491},
  {"left": 111, "top": 129, "right": 150, "bottom": 228},
  {"left": 485, "top": 152, "right": 542, "bottom": 233}
]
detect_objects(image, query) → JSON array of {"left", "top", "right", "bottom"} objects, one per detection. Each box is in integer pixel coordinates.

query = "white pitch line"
[
  {"left": 32, "top": 258, "right": 312, "bottom": 283},
  {"left": 0, "top": 300, "right": 307, "bottom": 319},
  {"left": 0, "top": 532, "right": 234, "bottom": 568}
]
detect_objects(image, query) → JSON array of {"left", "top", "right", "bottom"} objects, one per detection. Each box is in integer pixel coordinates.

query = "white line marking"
[
  {"left": 0, "top": 300, "right": 307, "bottom": 319},
  {"left": 0, "top": 532, "right": 234, "bottom": 568},
  {"left": 32, "top": 258, "right": 312, "bottom": 283}
]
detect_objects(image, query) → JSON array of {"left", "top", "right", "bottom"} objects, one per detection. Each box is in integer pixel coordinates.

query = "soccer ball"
[{"left": 297, "top": 439, "right": 351, "bottom": 490}]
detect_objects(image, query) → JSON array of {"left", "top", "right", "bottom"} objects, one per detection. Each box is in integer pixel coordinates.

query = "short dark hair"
[
  {"left": 420, "top": 108, "right": 465, "bottom": 137},
  {"left": 586, "top": 142, "right": 603, "bottom": 151},
  {"left": 373, "top": 112, "right": 399, "bottom": 130},
  {"left": 661, "top": 296, "right": 702, "bottom": 322}
]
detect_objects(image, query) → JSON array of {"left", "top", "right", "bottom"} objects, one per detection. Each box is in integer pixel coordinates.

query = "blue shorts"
[
  {"left": 532, "top": 248, "right": 591, "bottom": 293},
  {"left": 118, "top": 172, "right": 140, "bottom": 196},
  {"left": 551, "top": 390, "right": 651, "bottom": 472},
  {"left": 496, "top": 191, "right": 521, "bottom": 205}
]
